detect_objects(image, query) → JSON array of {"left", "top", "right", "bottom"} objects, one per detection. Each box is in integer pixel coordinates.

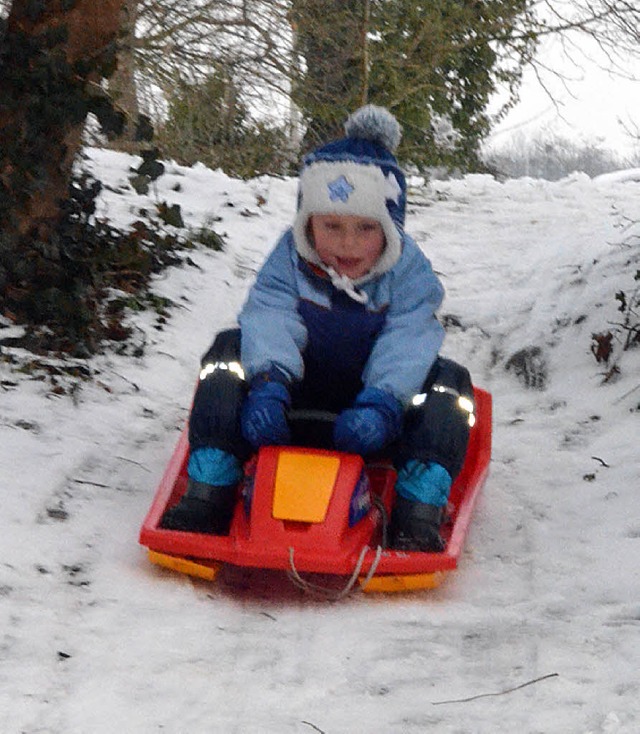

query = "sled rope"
[
  {"left": 357, "top": 544, "right": 383, "bottom": 590},
  {"left": 372, "top": 495, "right": 389, "bottom": 548},
  {"left": 287, "top": 544, "right": 383, "bottom": 600},
  {"left": 286, "top": 496, "right": 388, "bottom": 598}
]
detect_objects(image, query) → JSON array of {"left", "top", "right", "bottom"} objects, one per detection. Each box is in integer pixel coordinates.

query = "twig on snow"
[
  {"left": 613, "top": 382, "right": 640, "bottom": 404},
  {"left": 591, "top": 456, "right": 610, "bottom": 468},
  {"left": 432, "top": 672, "right": 559, "bottom": 705},
  {"left": 116, "top": 456, "right": 151, "bottom": 472},
  {"left": 110, "top": 370, "right": 140, "bottom": 392},
  {"left": 301, "top": 722, "right": 326, "bottom": 734}
]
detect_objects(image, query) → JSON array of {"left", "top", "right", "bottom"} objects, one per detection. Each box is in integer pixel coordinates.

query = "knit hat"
[{"left": 293, "top": 105, "right": 407, "bottom": 286}]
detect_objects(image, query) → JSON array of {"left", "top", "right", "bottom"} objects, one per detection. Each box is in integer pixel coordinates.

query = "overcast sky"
[{"left": 488, "top": 35, "right": 640, "bottom": 155}]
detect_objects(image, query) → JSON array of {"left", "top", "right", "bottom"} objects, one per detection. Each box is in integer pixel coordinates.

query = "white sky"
[{"left": 489, "top": 35, "right": 640, "bottom": 154}]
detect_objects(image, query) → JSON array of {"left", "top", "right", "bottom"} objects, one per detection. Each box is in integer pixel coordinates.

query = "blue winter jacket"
[{"left": 238, "top": 229, "right": 445, "bottom": 404}]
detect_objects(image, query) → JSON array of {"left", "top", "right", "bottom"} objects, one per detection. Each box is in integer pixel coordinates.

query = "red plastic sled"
[{"left": 139, "top": 387, "right": 492, "bottom": 593}]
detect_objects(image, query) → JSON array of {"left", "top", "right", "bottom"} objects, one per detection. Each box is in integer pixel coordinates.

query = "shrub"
[{"left": 155, "top": 70, "right": 293, "bottom": 179}]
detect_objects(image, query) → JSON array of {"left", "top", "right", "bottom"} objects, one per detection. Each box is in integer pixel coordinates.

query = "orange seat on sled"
[{"left": 272, "top": 451, "right": 341, "bottom": 523}]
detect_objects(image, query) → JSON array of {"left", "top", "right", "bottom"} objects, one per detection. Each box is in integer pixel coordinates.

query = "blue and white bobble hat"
[{"left": 293, "top": 105, "right": 407, "bottom": 285}]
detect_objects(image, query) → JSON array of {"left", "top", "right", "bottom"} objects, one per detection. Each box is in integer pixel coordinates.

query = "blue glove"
[
  {"left": 334, "top": 387, "right": 403, "bottom": 455},
  {"left": 241, "top": 371, "right": 291, "bottom": 449}
]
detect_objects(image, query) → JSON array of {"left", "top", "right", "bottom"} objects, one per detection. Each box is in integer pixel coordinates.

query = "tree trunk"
[
  {"left": 0, "top": 0, "right": 124, "bottom": 331},
  {"left": 291, "top": 0, "right": 367, "bottom": 151},
  {"left": 107, "top": 0, "right": 141, "bottom": 151}
]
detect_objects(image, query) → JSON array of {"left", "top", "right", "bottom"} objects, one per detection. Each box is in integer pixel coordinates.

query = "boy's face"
[{"left": 309, "top": 214, "right": 385, "bottom": 279}]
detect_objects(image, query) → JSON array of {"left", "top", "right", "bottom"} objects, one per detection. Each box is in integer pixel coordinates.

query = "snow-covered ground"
[{"left": 1, "top": 149, "right": 639, "bottom": 734}]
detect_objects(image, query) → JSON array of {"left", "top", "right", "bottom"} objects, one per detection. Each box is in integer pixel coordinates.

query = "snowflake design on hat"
[
  {"left": 327, "top": 175, "right": 355, "bottom": 203},
  {"left": 384, "top": 172, "right": 401, "bottom": 204}
]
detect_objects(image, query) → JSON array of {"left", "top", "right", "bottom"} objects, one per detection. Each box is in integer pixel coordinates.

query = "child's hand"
[
  {"left": 241, "top": 373, "right": 291, "bottom": 449},
  {"left": 334, "top": 387, "right": 403, "bottom": 456}
]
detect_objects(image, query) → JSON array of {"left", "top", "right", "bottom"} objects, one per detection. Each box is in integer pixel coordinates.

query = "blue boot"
[
  {"left": 161, "top": 479, "right": 237, "bottom": 534},
  {"left": 160, "top": 447, "right": 242, "bottom": 535},
  {"left": 390, "top": 495, "right": 445, "bottom": 552},
  {"left": 389, "top": 460, "right": 452, "bottom": 552}
]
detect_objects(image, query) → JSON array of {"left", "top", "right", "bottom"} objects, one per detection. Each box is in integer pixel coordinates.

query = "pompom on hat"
[{"left": 293, "top": 105, "right": 407, "bottom": 285}]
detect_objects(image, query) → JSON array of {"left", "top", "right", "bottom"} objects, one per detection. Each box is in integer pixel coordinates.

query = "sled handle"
[{"left": 288, "top": 409, "right": 338, "bottom": 423}]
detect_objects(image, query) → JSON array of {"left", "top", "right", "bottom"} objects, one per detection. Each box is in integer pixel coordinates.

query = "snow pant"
[{"left": 188, "top": 328, "right": 473, "bottom": 479}]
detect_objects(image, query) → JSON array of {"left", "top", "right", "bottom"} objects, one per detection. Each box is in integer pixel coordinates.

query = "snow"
[{"left": 1, "top": 149, "right": 639, "bottom": 734}]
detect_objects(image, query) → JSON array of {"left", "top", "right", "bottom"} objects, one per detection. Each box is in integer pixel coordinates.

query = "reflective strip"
[
  {"left": 432, "top": 383, "right": 461, "bottom": 398},
  {"left": 410, "top": 384, "right": 476, "bottom": 427},
  {"left": 411, "top": 383, "right": 459, "bottom": 406},
  {"left": 199, "top": 360, "right": 245, "bottom": 381},
  {"left": 458, "top": 395, "right": 475, "bottom": 414}
]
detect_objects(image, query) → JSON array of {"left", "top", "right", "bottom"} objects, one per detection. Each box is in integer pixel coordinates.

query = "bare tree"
[
  {"left": 106, "top": 0, "right": 639, "bottom": 168},
  {"left": 133, "top": 0, "right": 293, "bottom": 120},
  {"left": 516, "top": 1, "right": 640, "bottom": 107},
  {"left": 535, "top": 0, "right": 639, "bottom": 55}
]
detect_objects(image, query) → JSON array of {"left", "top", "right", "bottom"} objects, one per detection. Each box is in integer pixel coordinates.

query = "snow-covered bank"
[{"left": 1, "top": 149, "right": 639, "bottom": 733}]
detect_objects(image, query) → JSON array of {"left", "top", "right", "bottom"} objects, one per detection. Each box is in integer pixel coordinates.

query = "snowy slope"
[{"left": 1, "top": 149, "right": 639, "bottom": 734}]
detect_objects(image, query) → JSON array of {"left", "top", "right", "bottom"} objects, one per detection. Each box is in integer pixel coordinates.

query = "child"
[{"left": 161, "top": 105, "right": 474, "bottom": 551}]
